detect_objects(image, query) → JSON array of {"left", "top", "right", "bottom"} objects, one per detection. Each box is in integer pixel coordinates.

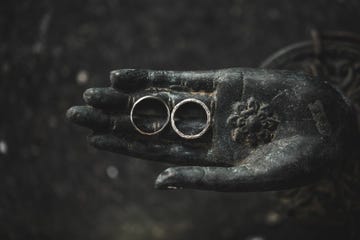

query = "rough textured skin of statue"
[{"left": 66, "top": 68, "right": 357, "bottom": 192}]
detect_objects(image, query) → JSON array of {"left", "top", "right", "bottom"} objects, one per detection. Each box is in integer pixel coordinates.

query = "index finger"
[{"left": 110, "top": 69, "right": 219, "bottom": 93}]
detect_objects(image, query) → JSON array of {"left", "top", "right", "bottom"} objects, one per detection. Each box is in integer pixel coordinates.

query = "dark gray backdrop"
[{"left": 1, "top": 0, "right": 359, "bottom": 239}]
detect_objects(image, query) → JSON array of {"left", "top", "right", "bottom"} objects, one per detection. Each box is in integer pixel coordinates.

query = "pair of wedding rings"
[{"left": 130, "top": 96, "right": 211, "bottom": 139}]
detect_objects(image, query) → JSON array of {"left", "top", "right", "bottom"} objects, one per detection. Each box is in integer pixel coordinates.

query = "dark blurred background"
[{"left": 1, "top": 0, "right": 359, "bottom": 239}]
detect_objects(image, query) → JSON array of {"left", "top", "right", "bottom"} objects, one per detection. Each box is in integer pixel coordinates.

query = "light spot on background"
[
  {"left": 265, "top": 211, "right": 281, "bottom": 225},
  {"left": 106, "top": 165, "right": 119, "bottom": 179},
  {"left": 76, "top": 70, "right": 89, "bottom": 85},
  {"left": 0, "top": 140, "right": 8, "bottom": 154},
  {"left": 245, "top": 236, "right": 265, "bottom": 240}
]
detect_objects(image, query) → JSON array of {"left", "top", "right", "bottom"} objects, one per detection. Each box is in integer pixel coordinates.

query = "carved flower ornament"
[{"left": 226, "top": 97, "right": 279, "bottom": 146}]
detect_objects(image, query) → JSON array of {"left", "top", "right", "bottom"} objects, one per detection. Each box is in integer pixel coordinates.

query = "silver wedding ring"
[
  {"left": 171, "top": 98, "right": 211, "bottom": 139},
  {"left": 130, "top": 96, "right": 170, "bottom": 135},
  {"left": 131, "top": 96, "right": 211, "bottom": 138}
]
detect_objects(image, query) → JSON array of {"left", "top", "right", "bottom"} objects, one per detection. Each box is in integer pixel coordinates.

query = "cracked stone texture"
[{"left": 1, "top": 0, "right": 359, "bottom": 239}]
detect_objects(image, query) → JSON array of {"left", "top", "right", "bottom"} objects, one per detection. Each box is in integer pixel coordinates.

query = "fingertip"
[
  {"left": 154, "top": 168, "right": 176, "bottom": 189},
  {"left": 109, "top": 69, "right": 127, "bottom": 85},
  {"left": 87, "top": 134, "right": 129, "bottom": 154},
  {"left": 66, "top": 106, "right": 83, "bottom": 122},
  {"left": 83, "top": 88, "right": 96, "bottom": 104},
  {"left": 66, "top": 105, "right": 109, "bottom": 129},
  {"left": 154, "top": 167, "right": 205, "bottom": 190},
  {"left": 82, "top": 87, "right": 128, "bottom": 108},
  {"left": 110, "top": 69, "right": 149, "bottom": 92}
]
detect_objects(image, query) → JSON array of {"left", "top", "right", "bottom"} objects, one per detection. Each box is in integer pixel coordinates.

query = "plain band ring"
[
  {"left": 130, "top": 96, "right": 170, "bottom": 135},
  {"left": 171, "top": 98, "right": 211, "bottom": 139}
]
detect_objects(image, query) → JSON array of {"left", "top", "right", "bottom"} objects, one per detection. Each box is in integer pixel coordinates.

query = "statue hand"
[{"left": 66, "top": 68, "right": 355, "bottom": 191}]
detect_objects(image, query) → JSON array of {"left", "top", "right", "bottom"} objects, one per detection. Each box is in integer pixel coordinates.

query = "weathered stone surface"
[{"left": 68, "top": 68, "right": 357, "bottom": 192}]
